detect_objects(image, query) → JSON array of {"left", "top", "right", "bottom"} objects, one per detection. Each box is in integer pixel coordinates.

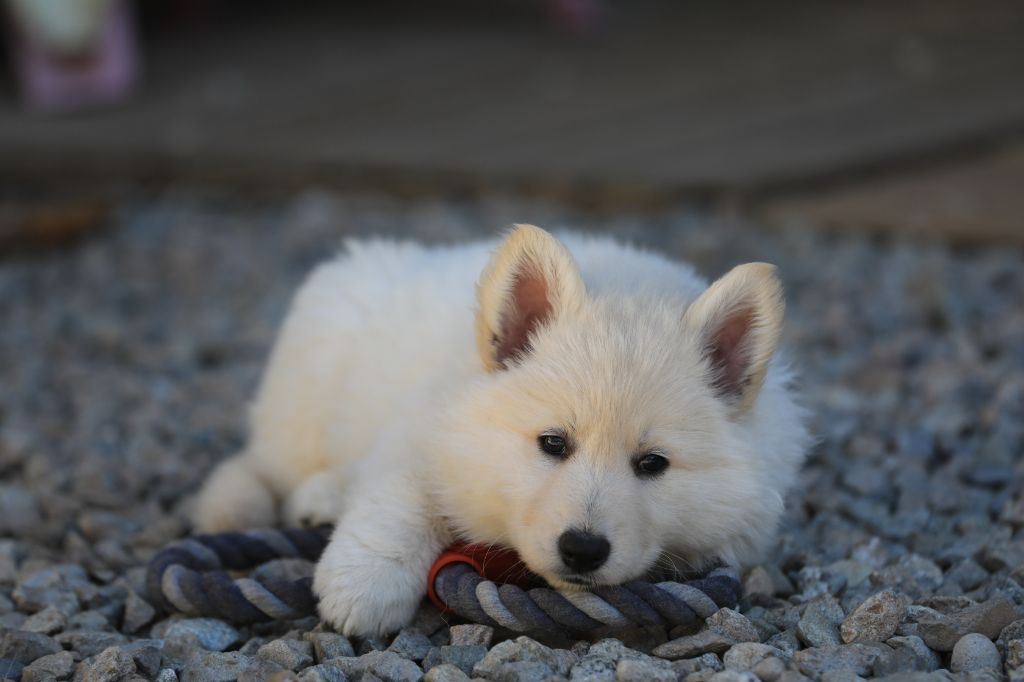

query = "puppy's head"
[{"left": 438, "top": 225, "right": 789, "bottom": 588}]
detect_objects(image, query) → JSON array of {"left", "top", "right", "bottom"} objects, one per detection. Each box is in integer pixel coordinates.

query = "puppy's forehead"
[
  {"left": 525, "top": 303, "right": 709, "bottom": 443},
  {"left": 551, "top": 301, "right": 696, "bottom": 384}
]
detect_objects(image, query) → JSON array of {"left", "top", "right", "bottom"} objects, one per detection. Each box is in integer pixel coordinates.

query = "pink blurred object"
[
  {"left": 549, "top": 0, "right": 607, "bottom": 36},
  {"left": 7, "top": 0, "right": 139, "bottom": 113}
]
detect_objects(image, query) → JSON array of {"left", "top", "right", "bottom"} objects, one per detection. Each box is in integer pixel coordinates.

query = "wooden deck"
[{"left": 1, "top": 0, "right": 1023, "bottom": 238}]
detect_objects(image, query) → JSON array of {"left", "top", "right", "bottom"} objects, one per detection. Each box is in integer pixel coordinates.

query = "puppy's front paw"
[
  {"left": 284, "top": 471, "right": 345, "bottom": 528},
  {"left": 193, "top": 455, "right": 277, "bottom": 532},
  {"left": 313, "top": 535, "right": 426, "bottom": 637}
]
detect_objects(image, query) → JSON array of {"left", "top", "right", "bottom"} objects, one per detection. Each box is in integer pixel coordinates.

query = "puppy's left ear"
[
  {"left": 476, "top": 225, "right": 586, "bottom": 371},
  {"left": 683, "top": 263, "right": 784, "bottom": 416}
]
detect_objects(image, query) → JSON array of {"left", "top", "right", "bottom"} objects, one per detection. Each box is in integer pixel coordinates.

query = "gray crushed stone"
[
  {"left": 796, "top": 596, "right": 844, "bottom": 648},
  {"left": 76, "top": 645, "right": 137, "bottom": 681},
  {"left": 1, "top": 189, "right": 1022, "bottom": 680},
  {"left": 387, "top": 630, "right": 434, "bottom": 662},
  {"left": 258, "top": 638, "right": 315, "bottom": 671},
  {"left": 448, "top": 624, "right": 494, "bottom": 648},
  {"left": 423, "top": 663, "right": 470, "bottom": 682},
  {"left": 20, "top": 649, "right": 75, "bottom": 681},
  {"left": 421, "top": 645, "right": 486, "bottom": 676},
  {"left": 305, "top": 631, "right": 355, "bottom": 663},
  {"left": 840, "top": 589, "right": 907, "bottom": 643},
  {"left": 164, "top": 619, "right": 242, "bottom": 653}
]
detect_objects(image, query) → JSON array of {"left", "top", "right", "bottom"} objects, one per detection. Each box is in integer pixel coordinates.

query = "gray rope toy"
[{"left": 146, "top": 527, "right": 741, "bottom": 639}]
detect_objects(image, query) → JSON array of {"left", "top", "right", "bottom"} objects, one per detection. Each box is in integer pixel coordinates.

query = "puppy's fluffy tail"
[{"left": 192, "top": 454, "right": 277, "bottom": 532}]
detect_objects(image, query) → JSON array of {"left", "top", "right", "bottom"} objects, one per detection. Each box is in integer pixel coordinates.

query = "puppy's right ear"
[{"left": 476, "top": 225, "right": 586, "bottom": 371}]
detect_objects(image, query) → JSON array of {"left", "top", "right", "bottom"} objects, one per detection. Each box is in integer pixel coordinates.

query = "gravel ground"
[{"left": 0, "top": 188, "right": 1022, "bottom": 681}]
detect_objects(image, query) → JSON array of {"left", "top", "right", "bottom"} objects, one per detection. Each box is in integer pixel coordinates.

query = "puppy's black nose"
[{"left": 558, "top": 529, "right": 611, "bottom": 573}]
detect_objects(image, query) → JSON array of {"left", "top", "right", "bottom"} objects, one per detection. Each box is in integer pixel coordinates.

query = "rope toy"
[{"left": 146, "top": 527, "right": 741, "bottom": 639}]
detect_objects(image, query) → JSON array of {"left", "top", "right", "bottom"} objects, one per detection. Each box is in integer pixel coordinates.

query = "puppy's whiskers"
[{"left": 657, "top": 549, "right": 701, "bottom": 580}]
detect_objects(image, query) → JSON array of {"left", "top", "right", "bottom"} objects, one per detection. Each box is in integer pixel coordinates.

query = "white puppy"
[{"left": 194, "top": 225, "right": 808, "bottom": 637}]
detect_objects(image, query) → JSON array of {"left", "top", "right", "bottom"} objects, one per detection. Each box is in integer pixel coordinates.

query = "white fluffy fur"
[{"left": 193, "top": 225, "right": 809, "bottom": 636}]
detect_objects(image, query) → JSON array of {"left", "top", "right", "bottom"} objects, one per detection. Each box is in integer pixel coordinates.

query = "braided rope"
[
  {"left": 146, "top": 528, "right": 740, "bottom": 637},
  {"left": 432, "top": 563, "right": 740, "bottom": 638}
]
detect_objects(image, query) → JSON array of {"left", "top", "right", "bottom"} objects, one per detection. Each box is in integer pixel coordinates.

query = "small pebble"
[
  {"left": 179, "top": 651, "right": 262, "bottom": 682},
  {"left": 950, "top": 633, "right": 1001, "bottom": 673},
  {"left": 722, "top": 643, "right": 788, "bottom": 671},
  {"left": 304, "top": 632, "right": 355, "bottom": 662},
  {"left": 615, "top": 656, "right": 676, "bottom": 681},
  {"left": 257, "top": 639, "right": 314, "bottom": 671},
  {"left": 0, "top": 658, "right": 25, "bottom": 681},
  {"left": 0, "top": 627, "right": 62, "bottom": 664},
  {"left": 77, "top": 646, "right": 137, "bottom": 682},
  {"left": 1006, "top": 638, "right": 1024, "bottom": 670},
  {"left": 885, "top": 635, "right": 940, "bottom": 672},
  {"left": 20, "top": 650, "right": 75, "bottom": 682},
  {"left": 448, "top": 624, "right": 493, "bottom": 648},
  {"left": 387, "top": 629, "right": 433, "bottom": 661},
  {"left": 121, "top": 591, "right": 156, "bottom": 634},
  {"left": 840, "top": 589, "right": 906, "bottom": 643},
  {"left": 798, "top": 595, "right": 845, "bottom": 647},
  {"left": 473, "top": 637, "right": 576, "bottom": 678},
  {"left": 21, "top": 606, "right": 66, "bottom": 635},
  {"left": 424, "top": 663, "right": 470, "bottom": 682},
  {"left": 164, "top": 618, "right": 241, "bottom": 652},
  {"left": 916, "top": 599, "right": 1016, "bottom": 651},
  {"left": 422, "top": 645, "right": 486, "bottom": 676}
]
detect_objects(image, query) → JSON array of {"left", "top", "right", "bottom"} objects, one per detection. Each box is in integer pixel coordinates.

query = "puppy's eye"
[
  {"left": 634, "top": 452, "right": 669, "bottom": 477},
  {"left": 538, "top": 434, "right": 568, "bottom": 458}
]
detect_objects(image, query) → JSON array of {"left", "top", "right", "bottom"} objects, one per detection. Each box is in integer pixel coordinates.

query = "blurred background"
[{"left": 2, "top": 0, "right": 1024, "bottom": 248}]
